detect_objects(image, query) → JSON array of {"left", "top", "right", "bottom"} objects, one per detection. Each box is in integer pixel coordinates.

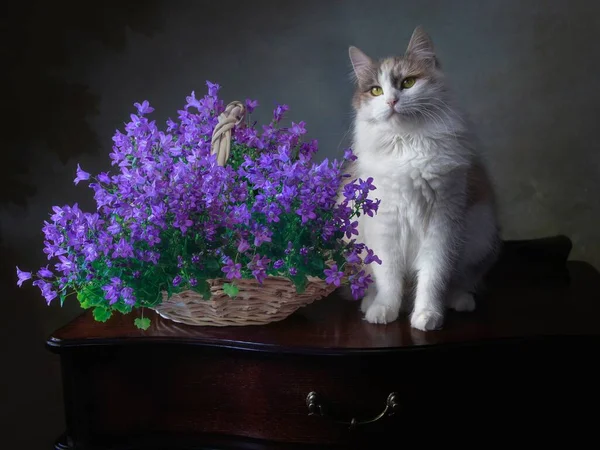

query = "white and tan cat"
[{"left": 343, "top": 26, "right": 500, "bottom": 331}]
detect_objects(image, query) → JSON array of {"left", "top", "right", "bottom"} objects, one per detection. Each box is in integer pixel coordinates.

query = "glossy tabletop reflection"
[{"left": 48, "top": 258, "right": 600, "bottom": 354}]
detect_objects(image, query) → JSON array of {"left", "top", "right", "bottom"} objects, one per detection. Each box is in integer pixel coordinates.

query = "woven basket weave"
[{"left": 151, "top": 101, "right": 336, "bottom": 326}]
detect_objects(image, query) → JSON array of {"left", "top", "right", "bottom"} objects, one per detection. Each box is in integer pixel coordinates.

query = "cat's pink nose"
[{"left": 387, "top": 98, "right": 398, "bottom": 107}]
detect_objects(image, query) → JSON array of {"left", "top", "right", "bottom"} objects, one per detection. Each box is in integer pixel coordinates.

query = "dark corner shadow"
[
  {"left": 486, "top": 235, "right": 574, "bottom": 282},
  {"left": 0, "top": 3, "right": 165, "bottom": 446},
  {"left": 0, "top": 0, "right": 165, "bottom": 213},
  {"left": 0, "top": 228, "right": 16, "bottom": 287}
]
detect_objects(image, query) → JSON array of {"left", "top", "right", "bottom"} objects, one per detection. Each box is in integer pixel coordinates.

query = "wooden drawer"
[
  {"left": 62, "top": 345, "right": 415, "bottom": 448},
  {"left": 59, "top": 338, "right": 600, "bottom": 449}
]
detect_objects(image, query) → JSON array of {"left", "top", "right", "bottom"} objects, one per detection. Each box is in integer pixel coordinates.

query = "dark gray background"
[{"left": 2, "top": 0, "right": 599, "bottom": 447}]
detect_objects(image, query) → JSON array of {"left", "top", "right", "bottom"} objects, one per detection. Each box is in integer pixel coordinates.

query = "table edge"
[{"left": 45, "top": 332, "right": 599, "bottom": 356}]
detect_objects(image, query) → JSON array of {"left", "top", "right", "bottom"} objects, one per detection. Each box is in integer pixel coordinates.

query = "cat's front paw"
[
  {"left": 365, "top": 302, "right": 399, "bottom": 324},
  {"left": 411, "top": 309, "right": 444, "bottom": 331},
  {"left": 360, "top": 290, "right": 376, "bottom": 314}
]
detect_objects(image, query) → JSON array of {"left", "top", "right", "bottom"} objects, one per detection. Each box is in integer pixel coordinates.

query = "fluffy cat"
[{"left": 342, "top": 26, "right": 500, "bottom": 331}]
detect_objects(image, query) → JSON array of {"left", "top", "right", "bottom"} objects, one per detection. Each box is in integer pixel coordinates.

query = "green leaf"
[
  {"left": 134, "top": 317, "right": 151, "bottom": 330},
  {"left": 112, "top": 301, "right": 134, "bottom": 314},
  {"left": 223, "top": 283, "right": 239, "bottom": 298},
  {"left": 77, "top": 286, "right": 104, "bottom": 309},
  {"left": 206, "top": 258, "right": 221, "bottom": 271},
  {"left": 290, "top": 274, "right": 307, "bottom": 294},
  {"left": 308, "top": 257, "right": 325, "bottom": 275},
  {"left": 93, "top": 307, "right": 112, "bottom": 322},
  {"left": 333, "top": 253, "right": 346, "bottom": 269},
  {"left": 194, "top": 279, "right": 212, "bottom": 300},
  {"left": 165, "top": 280, "right": 173, "bottom": 299}
]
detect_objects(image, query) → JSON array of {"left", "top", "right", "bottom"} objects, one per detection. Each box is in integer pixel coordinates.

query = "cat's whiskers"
[
  {"left": 417, "top": 104, "right": 457, "bottom": 139},
  {"left": 404, "top": 100, "right": 459, "bottom": 139}
]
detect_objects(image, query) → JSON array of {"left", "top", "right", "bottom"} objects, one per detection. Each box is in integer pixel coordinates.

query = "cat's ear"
[
  {"left": 349, "top": 46, "right": 373, "bottom": 81},
  {"left": 405, "top": 26, "right": 438, "bottom": 66}
]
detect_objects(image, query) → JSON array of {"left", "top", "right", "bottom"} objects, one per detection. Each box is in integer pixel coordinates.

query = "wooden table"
[{"left": 49, "top": 236, "right": 600, "bottom": 449}]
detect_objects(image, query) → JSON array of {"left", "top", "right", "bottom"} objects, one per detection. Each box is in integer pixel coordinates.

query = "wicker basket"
[{"left": 150, "top": 101, "right": 336, "bottom": 326}]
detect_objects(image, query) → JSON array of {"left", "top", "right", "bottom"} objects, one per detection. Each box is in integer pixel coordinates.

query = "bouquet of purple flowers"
[{"left": 16, "top": 81, "right": 380, "bottom": 329}]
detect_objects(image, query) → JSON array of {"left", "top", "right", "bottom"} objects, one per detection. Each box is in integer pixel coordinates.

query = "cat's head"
[{"left": 349, "top": 26, "right": 450, "bottom": 127}]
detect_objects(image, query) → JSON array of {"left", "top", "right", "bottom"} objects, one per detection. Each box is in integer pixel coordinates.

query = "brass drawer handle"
[{"left": 306, "top": 391, "right": 399, "bottom": 430}]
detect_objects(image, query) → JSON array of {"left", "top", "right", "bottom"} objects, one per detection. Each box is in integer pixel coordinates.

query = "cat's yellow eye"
[
  {"left": 370, "top": 86, "right": 383, "bottom": 96},
  {"left": 401, "top": 77, "right": 416, "bottom": 89}
]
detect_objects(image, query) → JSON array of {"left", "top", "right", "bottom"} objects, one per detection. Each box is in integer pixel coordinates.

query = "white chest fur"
[
  {"left": 356, "top": 132, "right": 461, "bottom": 211},
  {"left": 353, "top": 126, "right": 469, "bottom": 266}
]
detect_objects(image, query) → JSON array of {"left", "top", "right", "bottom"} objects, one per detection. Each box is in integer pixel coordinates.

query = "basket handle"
[{"left": 210, "top": 101, "right": 246, "bottom": 166}]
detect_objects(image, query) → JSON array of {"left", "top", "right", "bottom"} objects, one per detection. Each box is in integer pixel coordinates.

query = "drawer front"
[
  {"left": 62, "top": 341, "right": 592, "bottom": 448},
  {"left": 63, "top": 346, "right": 424, "bottom": 447}
]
